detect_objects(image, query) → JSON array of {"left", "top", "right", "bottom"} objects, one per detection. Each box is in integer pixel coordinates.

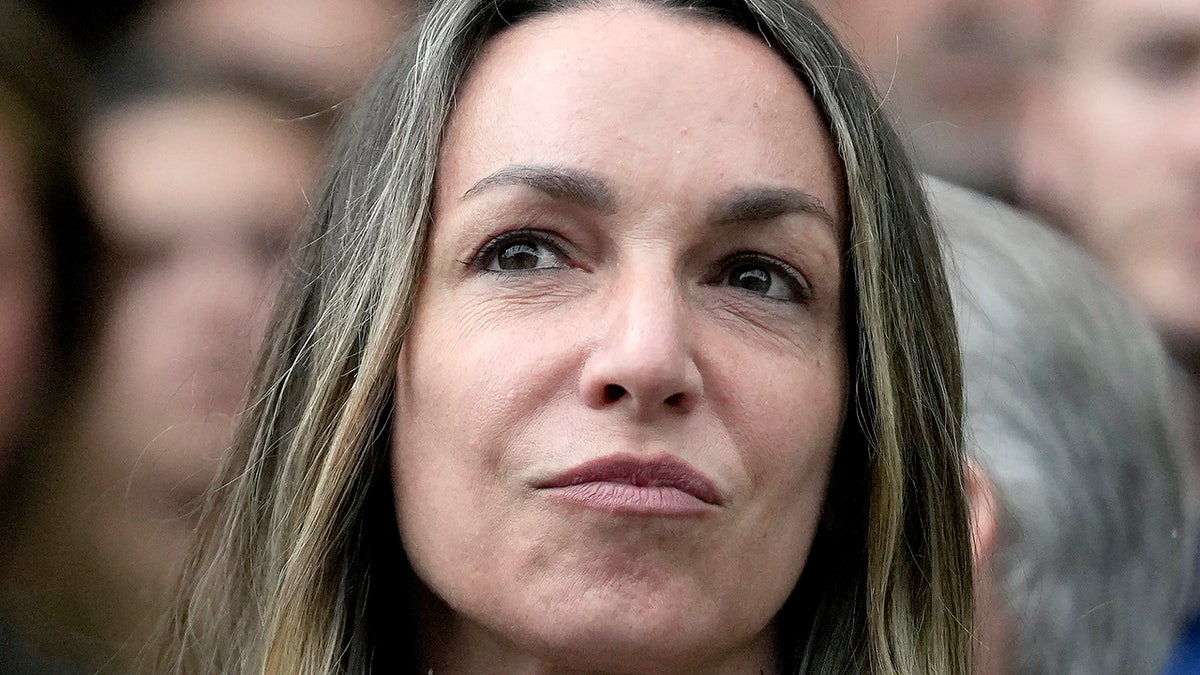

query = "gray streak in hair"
[{"left": 932, "top": 177, "right": 1191, "bottom": 675}]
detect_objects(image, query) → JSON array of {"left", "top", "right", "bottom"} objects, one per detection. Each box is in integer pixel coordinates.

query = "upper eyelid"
[
  {"left": 716, "top": 251, "right": 813, "bottom": 298},
  {"left": 467, "top": 228, "right": 572, "bottom": 269}
]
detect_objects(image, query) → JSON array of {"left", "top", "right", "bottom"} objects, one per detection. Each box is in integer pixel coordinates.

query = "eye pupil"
[
  {"left": 497, "top": 243, "right": 541, "bottom": 270},
  {"left": 730, "top": 265, "right": 772, "bottom": 295}
]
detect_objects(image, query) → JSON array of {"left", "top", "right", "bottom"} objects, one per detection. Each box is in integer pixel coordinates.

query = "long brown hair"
[{"left": 153, "top": 0, "right": 971, "bottom": 672}]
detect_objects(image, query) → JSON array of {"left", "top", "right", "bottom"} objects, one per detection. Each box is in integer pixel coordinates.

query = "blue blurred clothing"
[{"left": 1165, "top": 611, "right": 1200, "bottom": 674}]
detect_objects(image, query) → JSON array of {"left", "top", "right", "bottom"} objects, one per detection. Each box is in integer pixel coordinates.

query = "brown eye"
[
  {"left": 496, "top": 242, "right": 544, "bottom": 270},
  {"left": 728, "top": 265, "right": 773, "bottom": 295},
  {"left": 477, "top": 231, "right": 569, "bottom": 273},
  {"left": 719, "top": 255, "right": 809, "bottom": 303}
]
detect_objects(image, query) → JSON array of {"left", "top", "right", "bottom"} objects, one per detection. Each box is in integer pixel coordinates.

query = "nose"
[{"left": 579, "top": 270, "right": 703, "bottom": 419}]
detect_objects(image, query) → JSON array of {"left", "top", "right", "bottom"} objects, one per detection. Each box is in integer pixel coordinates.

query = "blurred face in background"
[
  {"left": 79, "top": 91, "right": 318, "bottom": 583},
  {"left": 1020, "top": 0, "right": 1200, "bottom": 369},
  {"left": 814, "top": 0, "right": 1052, "bottom": 196},
  {"left": 0, "top": 124, "right": 49, "bottom": 471},
  {"left": 145, "top": 0, "right": 411, "bottom": 108}
]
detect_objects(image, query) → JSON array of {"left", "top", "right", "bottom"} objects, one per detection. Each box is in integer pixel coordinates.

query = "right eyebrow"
[
  {"left": 460, "top": 164, "right": 616, "bottom": 213},
  {"left": 709, "top": 187, "right": 837, "bottom": 231}
]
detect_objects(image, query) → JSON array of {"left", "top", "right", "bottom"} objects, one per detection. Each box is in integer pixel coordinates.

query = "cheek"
[
  {"left": 710, "top": 327, "right": 847, "bottom": 467},
  {"left": 705, "top": 335, "right": 847, "bottom": 534},
  {"left": 693, "top": 342, "right": 847, "bottom": 632},
  {"left": 389, "top": 301, "right": 575, "bottom": 559},
  {"left": 394, "top": 303, "right": 574, "bottom": 455},
  {"left": 1060, "top": 73, "right": 1162, "bottom": 185}
]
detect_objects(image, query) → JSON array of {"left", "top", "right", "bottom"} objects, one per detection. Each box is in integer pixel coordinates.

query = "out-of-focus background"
[
  {"left": 0, "top": 0, "right": 414, "bottom": 670},
  {"left": 0, "top": 0, "right": 1197, "bottom": 672}
]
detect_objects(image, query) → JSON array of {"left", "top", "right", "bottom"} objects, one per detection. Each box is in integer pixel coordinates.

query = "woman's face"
[{"left": 393, "top": 6, "right": 848, "bottom": 671}]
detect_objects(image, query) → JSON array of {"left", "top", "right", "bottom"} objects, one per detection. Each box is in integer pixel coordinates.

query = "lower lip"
[{"left": 542, "top": 482, "right": 716, "bottom": 518}]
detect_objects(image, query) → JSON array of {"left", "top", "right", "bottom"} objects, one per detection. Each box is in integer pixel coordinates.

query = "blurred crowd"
[
  {"left": 0, "top": 0, "right": 1196, "bottom": 672},
  {"left": 0, "top": 0, "right": 412, "bottom": 670}
]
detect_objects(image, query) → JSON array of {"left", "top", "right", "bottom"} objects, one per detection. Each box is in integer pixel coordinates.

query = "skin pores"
[{"left": 392, "top": 6, "right": 848, "bottom": 673}]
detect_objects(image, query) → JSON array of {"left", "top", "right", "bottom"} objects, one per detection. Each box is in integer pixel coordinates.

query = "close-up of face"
[
  {"left": 77, "top": 91, "right": 317, "bottom": 579},
  {"left": 1020, "top": 0, "right": 1200, "bottom": 368},
  {"left": 814, "top": 0, "right": 1052, "bottom": 195},
  {"left": 0, "top": 124, "right": 49, "bottom": 471},
  {"left": 392, "top": 5, "right": 848, "bottom": 672}
]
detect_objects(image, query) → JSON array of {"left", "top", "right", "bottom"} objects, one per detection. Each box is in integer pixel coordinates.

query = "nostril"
[
  {"left": 603, "top": 384, "right": 627, "bottom": 403},
  {"left": 664, "top": 392, "right": 686, "bottom": 408}
]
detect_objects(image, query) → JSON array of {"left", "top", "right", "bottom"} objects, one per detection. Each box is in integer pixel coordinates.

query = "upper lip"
[{"left": 537, "top": 454, "right": 724, "bottom": 506}]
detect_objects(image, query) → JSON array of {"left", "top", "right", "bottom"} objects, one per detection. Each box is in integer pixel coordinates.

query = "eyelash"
[
  {"left": 712, "top": 251, "right": 813, "bottom": 304},
  {"left": 464, "top": 228, "right": 571, "bottom": 272},
  {"left": 464, "top": 229, "right": 812, "bottom": 302}
]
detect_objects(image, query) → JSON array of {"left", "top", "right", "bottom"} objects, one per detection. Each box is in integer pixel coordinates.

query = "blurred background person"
[
  {"left": 1017, "top": 0, "right": 1200, "bottom": 392},
  {"left": 0, "top": 1, "right": 413, "bottom": 669},
  {"left": 0, "top": 0, "right": 86, "bottom": 477},
  {"left": 0, "top": 74, "right": 322, "bottom": 670},
  {"left": 813, "top": 0, "right": 1054, "bottom": 201},
  {"left": 933, "top": 179, "right": 1189, "bottom": 674},
  {"left": 32, "top": 0, "right": 413, "bottom": 115},
  {"left": 138, "top": 0, "right": 415, "bottom": 115},
  {"left": 1014, "top": 3, "right": 1200, "bottom": 666},
  {"left": 0, "top": 0, "right": 97, "bottom": 671}
]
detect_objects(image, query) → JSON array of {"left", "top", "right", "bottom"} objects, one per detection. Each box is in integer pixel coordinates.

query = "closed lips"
[{"left": 537, "top": 454, "right": 724, "bottom": 506}]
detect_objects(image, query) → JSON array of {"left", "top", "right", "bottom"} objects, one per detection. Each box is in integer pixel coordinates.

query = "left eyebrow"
[
  {"left": 460, "top": 164, "right": 616, "bottom": 213},
  {"left": 709, "top": 187, "right": 837, "bottom": 231}
]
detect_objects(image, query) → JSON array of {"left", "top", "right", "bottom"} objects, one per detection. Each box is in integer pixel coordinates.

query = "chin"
[
  {"left": 512, "top": 628, "right": 742, "bottom": 673},
  {"left": 464, "top": 593, "right": 776, "bottom": 674}
]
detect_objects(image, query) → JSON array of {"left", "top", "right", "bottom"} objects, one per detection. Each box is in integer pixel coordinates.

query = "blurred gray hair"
[{"left": 930, "top": 178, "right": 1191, "bottom": 674}]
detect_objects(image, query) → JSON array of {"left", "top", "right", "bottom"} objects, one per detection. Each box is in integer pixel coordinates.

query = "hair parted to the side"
[{"left": 150, "top": 0, "right": 971, "bottom": 672}]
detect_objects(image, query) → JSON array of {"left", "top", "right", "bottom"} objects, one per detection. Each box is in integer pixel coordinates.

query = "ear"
[{"left": 967, "top": 459, "right": 1000, "bottom": 567}]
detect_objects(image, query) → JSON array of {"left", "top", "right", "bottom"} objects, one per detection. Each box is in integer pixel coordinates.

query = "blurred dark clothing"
[
  {"left": 31, "top": 1, "right": 149, "bottom": 60},
  {"left": 0, "top": 620, "right": 82, "bottom": 675}
]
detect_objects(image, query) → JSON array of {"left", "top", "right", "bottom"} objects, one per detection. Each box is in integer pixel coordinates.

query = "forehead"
[{"left": 438, "top": 4, "right": 844, "bottom": 221}]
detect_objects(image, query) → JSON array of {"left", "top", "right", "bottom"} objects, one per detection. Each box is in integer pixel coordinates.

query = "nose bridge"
[
  {"left": 1182, "top": 82, "right": 1200, "bottom": 155},
  {"left": 581, "top": 255, "right": 702, "bottom": 417},
  {"left": 615, "top": 260, "right": 682, "bottom": 345}
]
